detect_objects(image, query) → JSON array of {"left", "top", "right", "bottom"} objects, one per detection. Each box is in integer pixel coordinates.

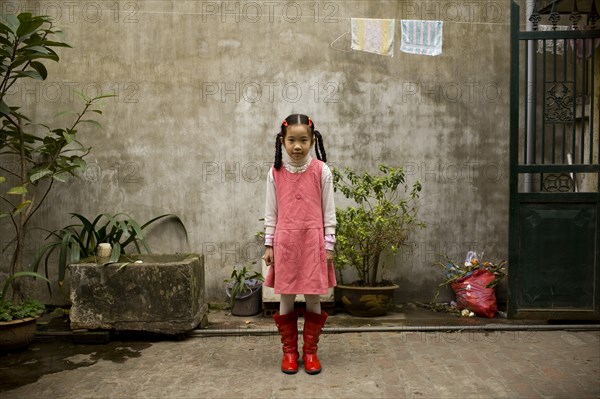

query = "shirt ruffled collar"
[{"left": 282, "top": 152, "right": 312, "bottom": 174}]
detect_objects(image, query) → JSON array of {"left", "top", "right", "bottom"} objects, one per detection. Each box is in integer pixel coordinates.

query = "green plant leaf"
[
  {"left": 30, "top": 241, "right": 60, "bottom": 274},
  {"left": 13, "top": 200, "right": 32, "bottom": 215},
  {"left": 0, "top": 100, "right": 10, "bottom": 117},
  {"left": 2, "top": 15, "right": 20, "bottom": 34},
  {"left": 63, "top": 131, "right": 76, "bottom": 143},
  {"left": 29, "top": 61, "right": 48, "bottom": 80},
  {"left": 116, "top": 262, "right": 131, "bottom": 271},
  {"left": 14, "top": 70, "right": 44, "bottom": 80},
  {"left": 91, "top": 94, "right": 117, "bottom": 101},
  {"left": 52, "top": 172, "right": 69, "bottom": 182},
  {"left": 16, "top": 17, "right": 44, "bottom": 38},
  {"left": 7, "top": 185, "right": 28, "bottom": 195},
  {"left": 53, "top": 110, "right": 79, "bottom": 119},
  {"left": 141, "top": 214, "right": 189, "bottom": 242},
  {"left": 69, "top": 213, "right": 97, "bottom": 253},
  {"left": 126, "top": 219, "right": 151, "bottom": 253},
  {"left": 110, "top": 242, "right": 122, "bottom": 263},
  {"left": 32, "top": 39, "right": 70, "bottom": 48},
  {"left": 22, "top": 45, "right": 51, "bottom": 54},
  {"left": 74, "top": 90, "right": 89, "bottom": 103},
  {"left": 79, "top": 119, "right": 102, "bottom": 129},
  {"left": 29, "top": 168, "right": 52, "bottom": 182}
]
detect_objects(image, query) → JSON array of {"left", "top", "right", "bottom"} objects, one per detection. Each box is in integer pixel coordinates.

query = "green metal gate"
[{"left": 509, "top": 1, "right": 600, "bottom": 319}]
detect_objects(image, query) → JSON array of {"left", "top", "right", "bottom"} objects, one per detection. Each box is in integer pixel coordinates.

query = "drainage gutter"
[
  {"left": 35, "top": 324, "right": 600, "bottom": 338},
  {"left": 188, "top": 324, "right": 600, "bottom": 337}
]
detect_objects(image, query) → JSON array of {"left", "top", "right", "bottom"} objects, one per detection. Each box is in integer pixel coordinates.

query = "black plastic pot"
[{"left": 226, "top": 280, "right": 263, "bottom": 316}]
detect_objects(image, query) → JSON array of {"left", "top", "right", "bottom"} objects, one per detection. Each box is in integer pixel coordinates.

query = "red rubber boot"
[
  {"left": 302, "top": 311, "right": 328, "bottom": 375},
  {"left": 273, "top": 311, "right": 299, "bottom": 374}
]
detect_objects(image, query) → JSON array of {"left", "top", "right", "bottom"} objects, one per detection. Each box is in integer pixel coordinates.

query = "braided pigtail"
[
  {"left": 313, "top": 130, "right": 327, "bottom": 163},
  {"left": 274, "top": 131, "right": 283, "bottom": 169}
]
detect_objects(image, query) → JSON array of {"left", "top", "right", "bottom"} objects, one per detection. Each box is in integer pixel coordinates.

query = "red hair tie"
[
  {"left": 282, "top": 120, "right": 288, "bottom": 127},
  {"left": 308, "top": 118, "right": 313, "bottom": 127}
]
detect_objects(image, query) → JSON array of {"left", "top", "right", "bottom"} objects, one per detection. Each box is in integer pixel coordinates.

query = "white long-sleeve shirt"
[{"left": 264, "top": 154, "right": 336, "bottom": 249}]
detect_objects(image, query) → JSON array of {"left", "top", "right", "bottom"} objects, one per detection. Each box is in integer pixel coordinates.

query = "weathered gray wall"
[{"left": 1, "top": 0, "right": 511, "bottom": 305}]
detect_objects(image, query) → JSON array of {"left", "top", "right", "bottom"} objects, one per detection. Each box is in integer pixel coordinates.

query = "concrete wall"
[{"left": 1, "top": 0, "right": 511, "bottom": 305}]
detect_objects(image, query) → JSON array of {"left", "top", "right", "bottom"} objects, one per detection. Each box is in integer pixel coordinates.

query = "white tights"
[{"left": 280, "top": 294, "right": 321, "bottom": 315}]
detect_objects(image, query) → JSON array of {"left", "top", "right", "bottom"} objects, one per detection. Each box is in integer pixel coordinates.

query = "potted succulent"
[
  {"left": 332, "top": 164, "right": 424, "bottom": 316},
  {"left": 0, "top": 271, "right": 50, "bottom": 351},
  {"left": 224, "top": 263, "right": 264, "bottom": 316}
]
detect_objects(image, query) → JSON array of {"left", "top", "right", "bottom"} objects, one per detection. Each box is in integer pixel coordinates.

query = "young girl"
[{"left": 262, "top": 114, "right": 336, "bottom": 375}]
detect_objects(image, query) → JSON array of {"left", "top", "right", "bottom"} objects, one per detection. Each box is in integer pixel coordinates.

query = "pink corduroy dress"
[{"left": 265, "top": 159, "right": 336, "bottom": 295}]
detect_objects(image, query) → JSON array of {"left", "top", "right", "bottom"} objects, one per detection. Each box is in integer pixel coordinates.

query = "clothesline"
[{"left": 133, "top": 10, "right": 509, "bottom": 26}]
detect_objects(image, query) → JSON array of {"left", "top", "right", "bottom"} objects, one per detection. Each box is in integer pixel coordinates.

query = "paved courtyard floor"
[{"left": 1, "top": 307, "right": 599, "bottom": 398}]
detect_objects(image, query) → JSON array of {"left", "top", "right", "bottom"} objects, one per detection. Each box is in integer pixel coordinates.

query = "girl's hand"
[
  {"left": 263, "top": 246, "right": 274, "bottom": 266},
  {"left": 326, "top": 250, "right": 334, "bottom": 266}
]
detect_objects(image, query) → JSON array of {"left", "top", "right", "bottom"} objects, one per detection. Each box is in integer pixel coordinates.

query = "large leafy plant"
[
  {"left": 333, "top": 164, "right": 424, "bottom": 286},
  {"left": 32, "top": 212, "right": 189, "bottom": 292},
  {"left": 0, "top": 13, "right": 110, "bottom": 300}
]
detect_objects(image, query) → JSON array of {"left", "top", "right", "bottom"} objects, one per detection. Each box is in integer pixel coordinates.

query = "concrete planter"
[
  {"left": 336, "top": 284, "right": 399, "bottom": 317},
  {"left": 70, "top": 254, "right": 207, "bottom": 335}
]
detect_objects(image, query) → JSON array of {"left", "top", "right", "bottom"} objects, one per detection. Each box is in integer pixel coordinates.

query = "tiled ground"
[{"left": 2, "top": 328, "right": 599, "bottom": 398}]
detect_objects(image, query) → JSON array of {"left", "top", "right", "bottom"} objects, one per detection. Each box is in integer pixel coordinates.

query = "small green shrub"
[{"left": 333, "top": 164, "right": 425, "bottom": 286}]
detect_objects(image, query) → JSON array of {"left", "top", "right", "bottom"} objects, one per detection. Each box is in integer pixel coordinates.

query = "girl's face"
[{"left": 281, "top": 124, "right": 313, "bottom": 161}]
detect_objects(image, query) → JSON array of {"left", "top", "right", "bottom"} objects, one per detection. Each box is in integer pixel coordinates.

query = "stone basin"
[{"left": 70, "top": 253, "right": 206, "bottom": 335}]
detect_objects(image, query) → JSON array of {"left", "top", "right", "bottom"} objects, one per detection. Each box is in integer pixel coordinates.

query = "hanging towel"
[
  {"left": 351, "top": 18, "right": 395, "bottom": 56},
  {"left": 537, "top": 25, "right": 568, "bottom": 56},
  {"left": 569, "top": 26, "right": 600, "bottom": 60},
  {"left": 400, "top": 19, "right": 443, "bottom": 56}
]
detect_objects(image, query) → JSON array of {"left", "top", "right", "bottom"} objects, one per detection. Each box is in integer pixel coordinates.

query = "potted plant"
[
  {"left": 31, "top": 212, "right": 201, "bottom": 335},
  {"left": 224, "top": 263, "right": 264, "bottom": 316},
  {"left": 0, "top": 271, "right": 50, "bottom": 351},
  {"left": 31, "top": 212, "right": 188, "bottom": 295},
  {"left": 332, "top": 164, "right": 424, "bottom": 316}
]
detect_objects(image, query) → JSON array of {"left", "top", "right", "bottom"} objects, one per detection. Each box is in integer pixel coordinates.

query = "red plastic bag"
[{"left": 451, "top": 269, "right": 497, "bottom": 318}]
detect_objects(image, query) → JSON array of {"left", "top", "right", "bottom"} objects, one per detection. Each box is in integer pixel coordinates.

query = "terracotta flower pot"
[{"left": 0, "top": 317, "right": 37, "bottom": 352}]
